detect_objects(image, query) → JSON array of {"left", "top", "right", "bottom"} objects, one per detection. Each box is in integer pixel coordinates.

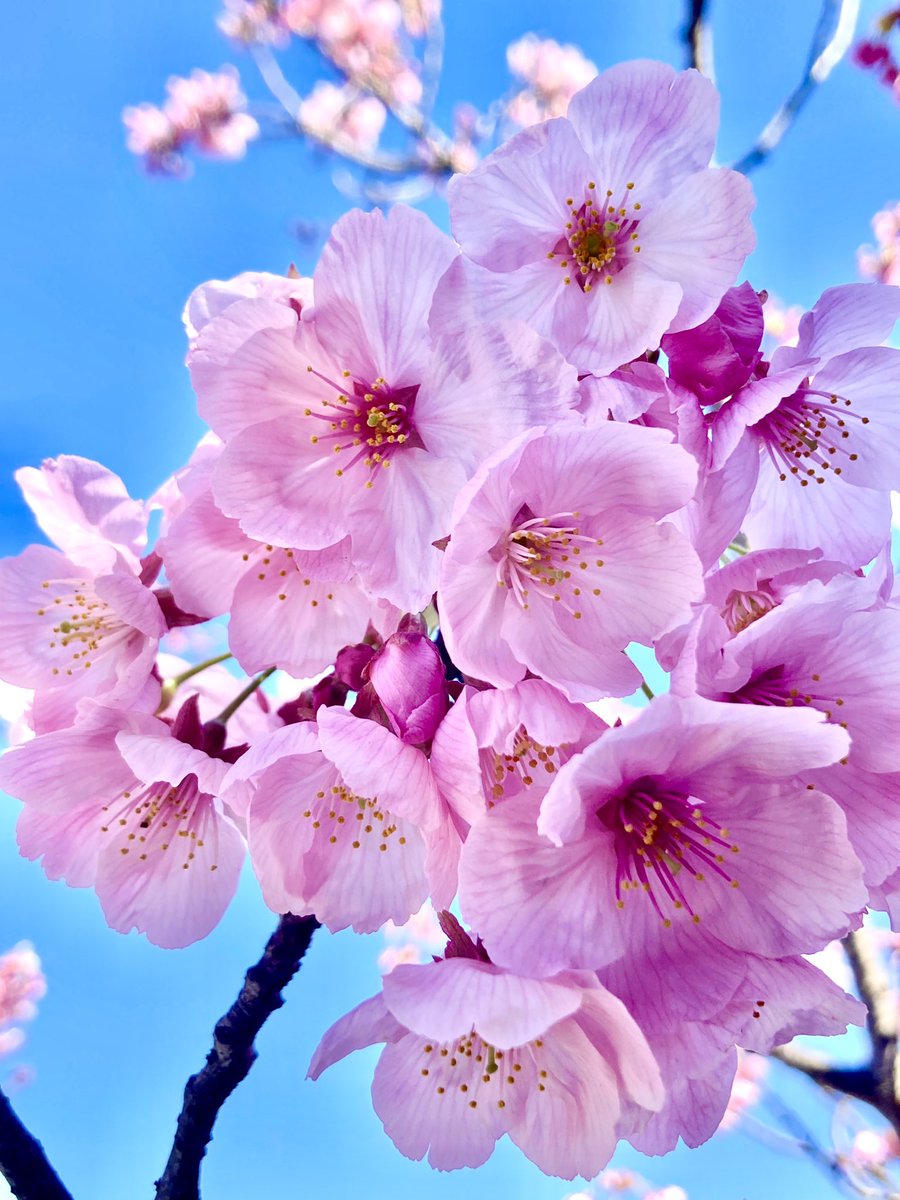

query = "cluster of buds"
[
  {"left": 123, "top": 67, "right": 259, "bottom": 175},
  {"left": 506, "top": 34, "right": 598, "bottom": 127},
  {"left": 858, "top": 202, "right": 900, "bottom": 286},
  {"left": 0, "top": 944, "right": 46, "bottom": 1060},
  {"left": 853, "top": 7, "right": 900, "bottom": 93}
]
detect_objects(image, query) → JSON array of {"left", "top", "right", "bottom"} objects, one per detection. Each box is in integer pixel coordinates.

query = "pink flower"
[
  {"left": 308, "top": 937, "right": 663, "bottom": 1177},
  {"left": 0, "top": 698, "right": 245, "bottom": 948},
  {"left": 458, "top": 694, "right": 863, "bottom": 978},
  {"left": 429, "top": 678, "right": 606, "bottom": 829},
  {"left": 438, "top": 423, "right": 702, "bottom": 701},
  {"left": 661, "top": 282, "right": 765, "bottom": 407},
  {"left": 164, "top": 68, "right": 259, "bottom": 160},
  {"left": 0, "top": 457, "right": 164, "bottom": 733},
  {"left": 365, "top": 629, "right": 448, "bottom": 744},
  {"left": 195, "top": 204, "right": 579, "bottom": 610},
  {"left": 505, "top": 35, "right": 597, "bottom": 126},
  {"left": 122, "top": 103, "right": 184, "bottom": 174},
  {"left": 447, "top": 60, "right": 755, "bottom": 373},
  {"left": 222, "top": 705, "right": 454, "bottom": 931},
  {"left": 709, "top": 283, "right": 900, "bottom": 566},
  {"left": 687, "top": 576, "right": 900, "bottom": 893}
]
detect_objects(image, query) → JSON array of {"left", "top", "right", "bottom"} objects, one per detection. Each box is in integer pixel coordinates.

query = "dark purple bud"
[
  {"left": 661, "top": 282, "right": 764, "bottom": 406},
  {"left": 334, "top": 642, "right": 376, "bottom": 691}
]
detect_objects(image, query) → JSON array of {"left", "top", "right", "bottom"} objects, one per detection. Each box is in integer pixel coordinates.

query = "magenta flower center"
[
  {"left": 751, "top": 384, "right": 870, "bottom": 487},
  {"left": 729, "top": 666, "right": 849, "bottom": 732},
  {"left": 305, "top": 366, "right": 422, "bottom": 486},
  {"left": 597, "top": 778, "right": 738, "bottom": 925},
  {"left": 497, "top": 508, "right": 605, "bottom": 619},
  {"left": 417, "top": 1029, "right": 552, "bottom": 1110},
  {"left": 549, "top": 181, "right": 642, "bottom": 292}
]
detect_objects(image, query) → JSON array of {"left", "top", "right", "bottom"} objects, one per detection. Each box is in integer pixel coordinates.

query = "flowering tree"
[{"left": 2, "top": 2, "right": 900, "bottom": 1199}]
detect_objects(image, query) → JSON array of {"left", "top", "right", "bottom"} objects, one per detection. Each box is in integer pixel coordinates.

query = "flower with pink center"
[
  {"left": 656, "top": 545, "right": 857, "bottom": 678},
  {"left": 708, "top": 283, "right": 900, "bottom": 566},
  {"left": 0, "top": 698, "right": 245, "bottom": 948},
  {"left": 429, "top": 678, "right": 606, "bottom": 829},
  {"left": 446, "top": 60, "right": 755, "bottom": 373},
  {"left": 438, "top": 422, "right": 702, "bottom": 701},
  {"left": 222, "top": 704, "right": 456, "bottom": 931},
  {"left": 687, "top": 577, "right": 900, "bottom": 894},
  {"left": 0, "top": 457, "right": 164, "bottom": 733},
  {"left": 458, "top": 694, "right": 863, "bottom": 979},
  {"left": 308, "top": 923, "right": 663, "bottom": 1177},
  {"left": 194, "top": 204, "right": 579, "bottom": 610}
]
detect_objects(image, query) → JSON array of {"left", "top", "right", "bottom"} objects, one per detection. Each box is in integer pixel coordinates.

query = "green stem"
[
  {"left": 172, "top": 653, "right": 233, "bottom": 687},
  {"left": 214, "top": 667, "right": 276, "bottom": 726},
  {"left": 156, "top": 653, "right": 234, "bottom": 716},
  {"left": 640, "top": 681, "right": 655, "bottom": 701}
]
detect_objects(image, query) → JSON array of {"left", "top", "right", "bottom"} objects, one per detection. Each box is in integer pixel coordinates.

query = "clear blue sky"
[{"left": 0, "top": 1, "right": 895, "bottom": 1196}]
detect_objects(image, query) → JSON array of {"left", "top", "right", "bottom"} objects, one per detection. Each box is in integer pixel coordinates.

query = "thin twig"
[
  {"left": 732, "top": 0, "right": 860, "bottom": 174},
  {"left": 0, "top": 1087, "right": 74, "bottom": 1200},
  {"left": 154, "top": 913, "right": 320, "bottom": 1200},
  {"left": 683, "top": 0, "right": 716, "bottom": 79}
]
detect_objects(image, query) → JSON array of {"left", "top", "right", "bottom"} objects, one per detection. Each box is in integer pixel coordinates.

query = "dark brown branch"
[
  {"left": 683, "top": 0, "right": 715, "bottom": 78},
  {"left": 773, "top": 1045, "right": 880, "bottom": 1108},
  {"left": 731, "top": 0, "right": 860, "bottom": 174},
  {"left": 155, "top": 913, "right": 320, "bottom": 1200},
  {"left": 843, "top": 929, "right": 900, "bottom": 1132},
  {"left": 0, "top": 1086, "right": 74, "bottom": 1200}
]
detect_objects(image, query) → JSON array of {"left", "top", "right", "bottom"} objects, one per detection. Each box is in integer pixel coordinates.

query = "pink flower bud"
[
  {"left": 661, "top": 281, "right": 764, "bottom": 405},
  {"left": 367, "top": 631, "right": 447, "bottom": 744}
]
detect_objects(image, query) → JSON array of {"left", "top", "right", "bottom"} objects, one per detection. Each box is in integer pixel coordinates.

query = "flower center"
[
  {"left": 480, "top": 725, "right": 568, "bottom": 803},
  {"left": 99, "top": 774, "right": 220, "bottom": 871},
  {"left": 728, "top": 666, "right": 849, "bottom": 734},
  {"left": 721, "top": 585, "right": 777, "bottom": 633},
  {"left": 597, "top": 778, "right": 739, "bottom": 926},
  {"left": 418, "top": 1028, "right": 551, "bottom": 1110},
  {"left": 35, "top": 576, "right": 132, "bottom": 678},
  {"left": 548, "top": 181, "right": 642, "bottom": 292},
  {"left": 496, "top": 506, "right": 605, "bottom": 621},
  {"left": 305, "top": 366, "right": 422, "bottom": 487},
  {"left": 301, "top": 778, "right": 409, "bottom": 854},
  {"left": 751, "top": 383, "right": 869, "bottom": 488}
]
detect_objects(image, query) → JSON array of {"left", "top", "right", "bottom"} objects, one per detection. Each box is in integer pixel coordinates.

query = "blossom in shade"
[
  {"left": 438, "top": 422, "right": 702, "bottom": 701},
  {"left": 708, "top": 283, "right": 900, "bottom": 566},
  {"left": 195, "top": 204, "right": 579, "bottom": 610},
  {"left": 447, "top": 60, "right": 755, "bottom": 373},
  {"left": 429, "top": 678, "right": 606, "bottom": 829},
  {"left": 159, "top": 450, "right": 396, "bottom": 679},
  {"left": 308, "top": 929, "right": 663, "bottom": 1177},
  {"left": 0, "top": 698, "right": 245, "bottom": 948},
  {"left": 222, "top": 704, "right": 455, "bottom": 931},
  {"left": 458, "top": 694, "right": 863, "bottom": 979}
]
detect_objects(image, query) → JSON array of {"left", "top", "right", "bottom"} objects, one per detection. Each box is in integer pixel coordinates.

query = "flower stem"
[
  {"left": 214, "top": 667, "right": 276, "bottom": 725},
  {"left": 156, "top": 653, "right": 234, "bottom": 715},
  {"left": 640, "top": 680, "right": 655, "bottom": 701}
]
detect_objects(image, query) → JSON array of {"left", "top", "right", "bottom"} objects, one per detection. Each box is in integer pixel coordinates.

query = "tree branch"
[
  {"left": 773, "top": 1045, "right": 880, "bottom": 1108},
  {"left": 683, "top": 0, "right": 715, "bottom": 79},
  {"left": 731, "top": 0, "right": 860, "bottom": 174},
  {"left": 843, "top": 928, "right": 900, "bottom": 1132},
  {"left": 0, "top": 1086, "right": 74, "bottom": 1200},
  {"left": 154, "top": 913, "right": 320, "bottom": 1200}
]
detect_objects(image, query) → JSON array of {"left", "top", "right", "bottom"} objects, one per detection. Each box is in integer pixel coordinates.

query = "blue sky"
[{"left": 1, "top": 1, "right": 896, "bottom": 1196}]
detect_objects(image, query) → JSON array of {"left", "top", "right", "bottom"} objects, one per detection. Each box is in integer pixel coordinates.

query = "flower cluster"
[
  {"left": 123, "top": 67, "right": 259, "bottom": 175},
  {"left": 0, "top": 944, "right": 45, "bottom": 1060},
  {"left": 6, "top": 60, "right": 899, "bottom": 1178},
  {"left": 506, "top": 34, "right": 598, "bottom": 128},
  {"left": 853, "top": 7, "right": 900, "bottom": 95},
  {"left": 858, "top": 201, "right": 900, "bottom": 286}
]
